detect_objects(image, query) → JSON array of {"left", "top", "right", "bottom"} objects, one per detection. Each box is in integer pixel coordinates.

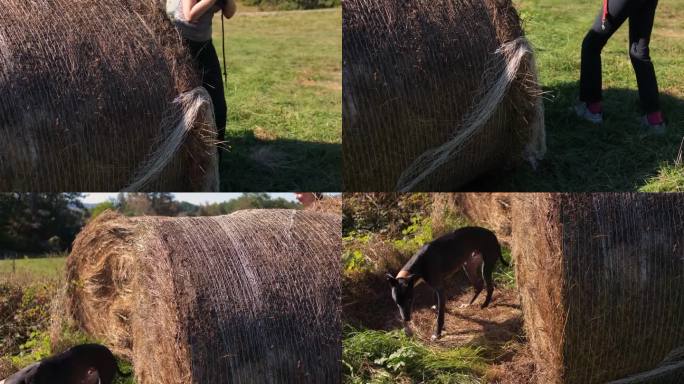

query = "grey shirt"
[{"left": 173, "top": 0, "right": 219, "bottom": 42}]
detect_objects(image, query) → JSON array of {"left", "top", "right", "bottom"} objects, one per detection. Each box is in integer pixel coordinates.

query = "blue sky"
[{"left": 82, "top": 193, "right": 299, "bottom": 205}]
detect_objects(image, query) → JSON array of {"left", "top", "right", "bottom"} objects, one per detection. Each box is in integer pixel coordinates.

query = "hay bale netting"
[
  {"left": 512, "top": 193, "right": 684, "bottom": 384},
  {"left": 343, "top": 0, "right": 545, "bottom": 191},
  {"left": 63, "top": 210, "right": 341, "bottom": 384},
  {"left": 431, "top": 193, "right": 512, "bottom": 246},
  {"left": 0, "top": 0, "right": 218, "bottom": 191}
]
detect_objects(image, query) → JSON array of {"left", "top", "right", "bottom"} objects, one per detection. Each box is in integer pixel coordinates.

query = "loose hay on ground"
[
  {"left": 60, "top": 210, "right": 341, "bottom": 384},
  {"left": 512, "top": 193, "right": 684, "bottom": 384}
]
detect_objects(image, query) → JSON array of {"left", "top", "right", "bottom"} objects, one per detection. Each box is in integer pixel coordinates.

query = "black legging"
[
  {"left": 580, "top": 0, "right": 660, "bottom": 113},
  {"left": 185, "top": 39, "right": 227, "bottom": 153}
]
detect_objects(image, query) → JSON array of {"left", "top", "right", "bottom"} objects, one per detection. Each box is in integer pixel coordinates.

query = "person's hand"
[
  {"left": 223, "top": 0, "right": 237, "bottom": 19},
  {"left": 184, "top": 0, "right": 219, "bottom": 23}
]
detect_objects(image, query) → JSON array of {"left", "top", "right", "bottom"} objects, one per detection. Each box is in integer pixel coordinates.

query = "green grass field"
[
  {"left": 473, "top": 0, "right": 684, "bottom": 191},
  {"left": 0, "top": 256, "right": 65, "bottom": 284},
  {"left": 214, "top": 7, "right": 342, "bottom": 191}
]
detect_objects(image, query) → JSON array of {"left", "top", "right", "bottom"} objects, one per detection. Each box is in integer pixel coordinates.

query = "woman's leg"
[
  {"left": 579, "top": 0, "right": 640, "bottom": 104},
  {"left": 628, "top": 0, "right": 660, "bottom": 114},
  {"left": 186, "top": 39, "right": 228, "bottom": 158}
]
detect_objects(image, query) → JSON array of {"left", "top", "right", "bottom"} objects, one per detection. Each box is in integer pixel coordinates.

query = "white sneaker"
[
  {"left": 574, "top": 102, "right": 603, "bottom": 124},
  {"left": 640, "top": 116, "right": 666, "bottom": 136}
]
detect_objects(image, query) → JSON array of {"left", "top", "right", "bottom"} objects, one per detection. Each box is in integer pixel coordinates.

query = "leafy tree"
[
  {"left": 89, "top": 201, "right": 115, "bottom": 220},
  {"left": 197, "top": 193, "right": 301, "bottom": 216},
  {"left": 0, "top": 193, "right": 85, "bottom": 253}
]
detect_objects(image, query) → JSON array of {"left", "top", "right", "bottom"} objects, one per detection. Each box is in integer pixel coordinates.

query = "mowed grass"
[
  {"left": 478, "top": 0, "right": 684, "bottom": 191},
  {"left": 213, "top": 8, "right": 342, "bottom": 191},
  {"left": 0, "top": 256, "right": 65, "bottom": 285}
]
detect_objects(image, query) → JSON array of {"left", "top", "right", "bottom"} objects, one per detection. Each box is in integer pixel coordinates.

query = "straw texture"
[
  {"left": 0, "top": 0, "right": 218, "bottom": 191},
  {"left": 342, "top": 0, "right": 545, "bottom": 191},
  {"left": 63, "top": 210, "right": 341, "bottom": 384},
  {"left": 513, "top": 193, "right": 684, "bottom": 384},
  {"left": 431, "top": 193, "right": 513, "bottom": 246}
]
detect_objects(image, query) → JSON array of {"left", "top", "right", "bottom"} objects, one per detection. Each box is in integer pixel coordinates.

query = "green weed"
[{"left": 343, "top": 328, "right": 486, "bottom": 384}]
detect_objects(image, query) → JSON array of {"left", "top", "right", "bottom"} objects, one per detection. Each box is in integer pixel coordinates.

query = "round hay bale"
[
  {"left": 0, "top": 0, "right": 218, "bottom": 191},
  {"left": 63, "top": 210, "right": 341, "bottom": 384},
  {"left": 512, "top": 193, "right": 684, "bottom": 384},
  {"left": 431, "top": 193, "right": 512, "bottom": 246},
  {"left": 342, "top": 0, "right": 545, "bottom": 191}
]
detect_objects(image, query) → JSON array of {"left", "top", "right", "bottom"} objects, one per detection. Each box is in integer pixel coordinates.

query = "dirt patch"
[
  {"left": 410, "top": 287, "right": 522, "bottom": 349},
  {"left": 487, "top": 343, "right": 537, "bottom": 384},
  {"left": 297, "top": 70, "right": 342, "bottom": 92},
  {"left": 253, "top": 126, "right": 278, "bottom": 141}
]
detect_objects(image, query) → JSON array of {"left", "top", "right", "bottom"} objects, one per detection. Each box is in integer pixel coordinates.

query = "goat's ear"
[{"left": 385, "top": 273, "right": 397, "bottom": 286}]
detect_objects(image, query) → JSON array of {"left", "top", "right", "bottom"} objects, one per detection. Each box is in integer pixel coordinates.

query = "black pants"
[
  {"left": 579, "top": 0, "right": 660, "bottom": 113},
  {"left": 185, "top": 39, "right": 227, "bottom": 150}
]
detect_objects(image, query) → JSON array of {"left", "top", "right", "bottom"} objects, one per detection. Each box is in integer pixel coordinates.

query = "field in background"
[
  {"left": 0, "top": 257, "right": 65, "bottom": 285},
  {"left": 474, "top": 0, "right": 684, "bottom": 191},
  {"left": 214, "top": 7, "right": 341, "bottom": 191},
  {"left": 0, "top": 257, "right": 135, "bottom": 384}
]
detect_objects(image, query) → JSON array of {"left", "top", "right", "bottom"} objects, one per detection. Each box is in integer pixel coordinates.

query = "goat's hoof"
[
  {"left": 459, "top": 303, "right": 470, "bottom": 308},
  {"left": 431, "top": 334, "right": 441, "bottom": 341},
  {"left": 431, "top": 305, "right": 437, "bottom": 311}
]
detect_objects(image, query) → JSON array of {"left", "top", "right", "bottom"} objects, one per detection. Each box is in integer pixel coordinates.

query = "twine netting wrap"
[
  {"left": 512, "top": 193, "right": 684, "bottom": 384},
  {"left": 0, "top": 0, "right": 218, "bottom": 191},
  {"left": 64, "top": 210, "right": 341, "bottom": 384},
  {"left": 342, "top": 0, "right": 545, "bottom": 191}
]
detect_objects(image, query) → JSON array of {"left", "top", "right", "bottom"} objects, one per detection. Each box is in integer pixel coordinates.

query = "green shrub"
[
  {"left": 0, "top": 281, "right": 136, "bottom": 383},
  {"left": 343, "top": 328, "right": 486, "bottom": 384},
  {"left": 392, "top": 216, "right": 433, "bottom": 256},
  {"left": 493, "top": 246, "right": 516, "bottom": 289},
  {"left": 242, "top": 0, "right": 340, "bottom": 10}
]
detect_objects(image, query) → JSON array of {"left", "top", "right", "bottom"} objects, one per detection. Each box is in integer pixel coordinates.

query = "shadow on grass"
[
  {"left": 220, "top": 130, "right": 341, "bottom": 191},
  {"left": 465, "top": 83, "right": 684, "bottom": 191}
]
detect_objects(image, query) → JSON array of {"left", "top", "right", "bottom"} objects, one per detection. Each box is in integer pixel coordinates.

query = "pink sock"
[
  {"left": 647, "top": 111, "right": 664, "bottom": 125},
  {"left": 587, "top": 101, "right": 603, "bottom": 114}
]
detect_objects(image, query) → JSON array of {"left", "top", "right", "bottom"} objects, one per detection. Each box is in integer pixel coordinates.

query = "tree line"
[{"left": 0, "top": 193, "right": 300, "bottom": 255}]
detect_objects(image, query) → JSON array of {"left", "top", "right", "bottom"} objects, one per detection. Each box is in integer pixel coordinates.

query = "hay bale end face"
[
  {"left": 513, "top": 193, "right": 684, "bottom": 384},
  {"left": 343, "top": 0, "right": 545, "bottom": 191},
  {"left": 64, "top": 210, "right": 341, "bottom": 384},
  {"left": 431, "top": 193, "right": 512, "bottom": 246},
  {"left": 0, "top": 0, "right": 218, "bottom": 191}
]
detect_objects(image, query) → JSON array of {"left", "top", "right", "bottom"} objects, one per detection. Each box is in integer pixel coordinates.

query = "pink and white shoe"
[
  {"left": 640, "top": 111, "right": 666, "bottom": 136},
  {"left": 574, "top": 101, "right": 603, "bottom": 124}
]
